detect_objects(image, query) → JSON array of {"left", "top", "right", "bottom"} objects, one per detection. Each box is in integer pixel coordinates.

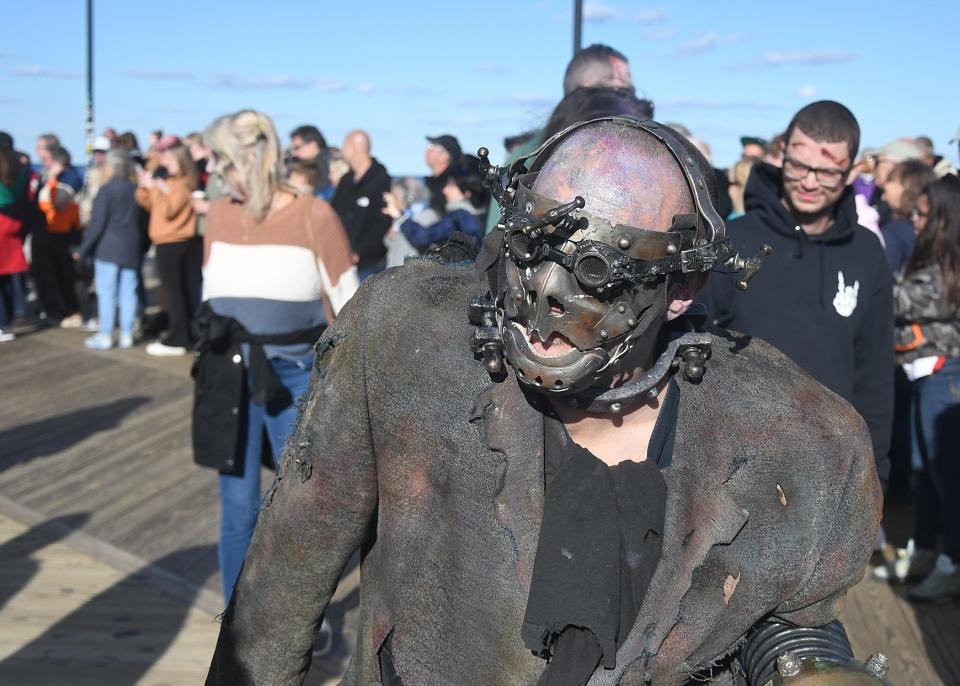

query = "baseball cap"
[
  {"left": 426, "top": 134, "right": 462, "bottom": 160},
  {"left": 740, "top": 136, "right": 768, "bottom": 150},
  {"left": 93, "top": 135, "right": 111, "bottom": 152},
  {"left": 878, "top": 139, "right": 922, "bottom": 163}
]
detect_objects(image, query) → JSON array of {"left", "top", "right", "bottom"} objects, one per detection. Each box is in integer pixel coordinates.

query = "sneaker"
[
  {"left": 909, "top": 556, "right": 960, "bottom": 602},
  {"left": 0, "top": 329, "right": 15, "bottom": 343},
  {"left": 84, "top": 334, "right": 113, "bottom": 350},
  {"left": 312, "top": 618, "right": 333, "bottom": 658},
  {"left": 118, "top": 333, "right": 134, "bottom": 349},
  {"left": 60, "top": 313, "right": 83, "bottom": 328},
  {"left": 872, "top": 542, "right": 937, "bottom": 583},
  {"left": 145, "top": 341, "right": 187, "bottom": 357},
  {"left": 81, "top": 317, "right": 99, "bottom": 332}
]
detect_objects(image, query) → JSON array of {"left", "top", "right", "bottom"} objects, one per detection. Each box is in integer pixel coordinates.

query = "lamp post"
[
  {"left": 573, "top": 0, "right": 582, "bottom": 57},
  {"left": 85, "top": 0, "right": 94, "bottom": 168}
]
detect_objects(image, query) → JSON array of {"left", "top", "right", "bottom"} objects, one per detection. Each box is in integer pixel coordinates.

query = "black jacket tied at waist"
[{"left": 190, "top": 302, "right": 327, "bottom": 476}]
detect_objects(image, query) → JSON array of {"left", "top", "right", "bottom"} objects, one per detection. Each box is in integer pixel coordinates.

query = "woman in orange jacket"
[{"left": 135, "top": 137, "right": 201, "bottom": 356}]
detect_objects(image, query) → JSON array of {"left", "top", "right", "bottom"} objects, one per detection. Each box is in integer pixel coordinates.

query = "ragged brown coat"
[{"left": 206, "top": 257, "right": 882, "bottom": 686}]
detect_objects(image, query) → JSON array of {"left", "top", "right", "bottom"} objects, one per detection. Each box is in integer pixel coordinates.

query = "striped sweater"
[{"left": 202, "top": 193, "right": 359, "bottom": 359}]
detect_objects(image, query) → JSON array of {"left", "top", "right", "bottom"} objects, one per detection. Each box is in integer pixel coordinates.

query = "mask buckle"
[{"left": 469, "top": 295, "right": 505, "bottom": 374}]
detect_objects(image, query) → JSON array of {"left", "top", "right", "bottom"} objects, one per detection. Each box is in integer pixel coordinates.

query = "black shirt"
[{"left": 522, "top": 380, "right": 678, "bottom": 686}]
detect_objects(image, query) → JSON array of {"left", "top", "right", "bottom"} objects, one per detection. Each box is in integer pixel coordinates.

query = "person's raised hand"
[
  {"left": 136, "top": 168, "right": 154, "bottom": 189},
  {"left": 382, "top": 191, "right": 401, "bottom": 220}
]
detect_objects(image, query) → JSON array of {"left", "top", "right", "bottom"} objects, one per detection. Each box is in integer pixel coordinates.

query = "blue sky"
[{"left": 2, "top": 0, "right": 958, "bottom": 175}]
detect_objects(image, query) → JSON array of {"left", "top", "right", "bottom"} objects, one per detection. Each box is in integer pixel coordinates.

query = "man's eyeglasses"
[{"left": 782, "top": 157, "right": 849, "bottom": 189}]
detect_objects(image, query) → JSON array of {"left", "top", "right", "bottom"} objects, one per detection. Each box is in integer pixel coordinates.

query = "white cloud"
[
  {"left": 634, "top": 7, "right": 667, "bottom": 23},
  {"left": 122, "top": 68, "right": 196, "bottom": 80},
  {"left": 582, "top": 2, "right": 665, "bottom": 24},
  {"left": 457, "top": 94, "right": 554, "bottom": 109},
  {"left": 765, "top": 50, "right": 855, "bottom": 65},
  {"left": 796, "top": 84, "right": 817, "bottom": 98},
  {"left": 583, "top": 1, "right": 618, "bottom": 22},
  {"left": 676, "top": 32, "right": 745, "bottom": 56},
  {"left": 12, "top": 65, "right": 81, "bottom": 79},
  {"left": 208, "top": 73, "right": 346, "bottom": 91},
  {"left": 679, "top": 32, "right": 718, "bottom": 56},
  {"left": 732, "top": 49, "right": 857, "bottom": 70}
]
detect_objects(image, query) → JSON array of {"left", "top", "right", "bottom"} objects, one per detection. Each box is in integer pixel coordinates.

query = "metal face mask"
[
  {"left": 499, "top": 180, "right": 679, "bottom": 393},
  {"left": 470, "top": 116, "right": 770, "bottom": 404}
]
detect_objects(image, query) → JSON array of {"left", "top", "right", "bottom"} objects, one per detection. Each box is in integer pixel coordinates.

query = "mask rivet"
[
  {"left": 525, "top": 202, "right": 534, "bottom": 213},
  {"left": 647, "top": 387, "right": 659, "bottom": 399},
  {"left": 610, "top": 402, "right": 623, "bottom": 414},
  {"left": 600, "top": 329, "right": 609, "bottom": 340},
  {"left": 686, "top": 155, "right": 694, "bottom": 165},
  {"left": 617, "top": 304, "right": 627, "bottom": 314},
  {"left": 627, "top": 318, "right": 636, "bottom": 327},
  {"left": 618, "top": 236, "right": 631, "bottom": 250},
  {"left": 697, "top": 177, "right": 706, "bottom": 189},
  {"left": 667, "top": 244, "right": 678, "bottom": 255},
  {"left": 514, "top": 291, "right": 524, "bottom": 303}
]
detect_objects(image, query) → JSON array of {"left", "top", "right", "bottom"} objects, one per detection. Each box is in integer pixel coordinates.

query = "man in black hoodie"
[
  {"left": 699, "top": 101, "right": 893, "bottom": 482},
  {"left": 331, "top": 130, "right": 393, "bottom": 281}
]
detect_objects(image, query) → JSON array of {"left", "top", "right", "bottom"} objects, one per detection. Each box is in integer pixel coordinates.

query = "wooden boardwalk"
[{"left": 0, "top": 325, "right": 957, "bottom": 685}]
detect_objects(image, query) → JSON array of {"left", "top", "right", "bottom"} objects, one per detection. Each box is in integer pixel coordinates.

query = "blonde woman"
[
  {"left": 194, "top": 110, "right": 358, "bottom": 605},
  {"left": 135, "top": 137, "right": 201, "bottom": 355},
  {"left": 727, "top": 157, "right": 756, "bottom": 221}
]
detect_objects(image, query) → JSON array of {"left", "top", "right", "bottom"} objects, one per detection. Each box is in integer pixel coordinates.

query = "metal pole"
[
  {"left": 85, "top": 0, "right": 94, "bottom": 168},
  {"left": 573, "top": 0, "right": 582, "bottom": 57}
]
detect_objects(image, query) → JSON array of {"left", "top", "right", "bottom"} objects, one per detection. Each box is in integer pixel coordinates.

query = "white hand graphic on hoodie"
[{"left": 833, "top": 271, "right": 859, "bottom": 317}]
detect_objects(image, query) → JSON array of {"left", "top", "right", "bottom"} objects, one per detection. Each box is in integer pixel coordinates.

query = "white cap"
[{"left": 93, "top": 135, "right": 111, "bottom": 152}]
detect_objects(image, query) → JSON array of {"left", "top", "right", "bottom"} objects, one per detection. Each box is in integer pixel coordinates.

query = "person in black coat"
[
  {"left": 75, "top": 149, "right": 147, "bottom": 349},
  {"left": 330, "top": 130, "right": 392, "bottom": 281}
]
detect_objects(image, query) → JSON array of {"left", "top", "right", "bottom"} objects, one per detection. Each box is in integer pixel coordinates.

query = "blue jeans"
[
  {"left": 94, "top": 259, "right": 139, "bottom": 337},
  {"left": 358, "top": 258, "right": 386, "bottom": 282},
  {"left": 218, "top": 351, "right": 314, "bottom": 603},
  {"left": 911, "top": 358, "right": 960, "bottom": 562}
]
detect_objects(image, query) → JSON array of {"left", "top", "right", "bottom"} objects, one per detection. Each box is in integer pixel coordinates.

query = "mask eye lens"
[
  {"left": 507, "top": 230, "right": 539, "bottom": 262},
  {"left": 574, "top": 252, "right": 611, "bottom": 289}
]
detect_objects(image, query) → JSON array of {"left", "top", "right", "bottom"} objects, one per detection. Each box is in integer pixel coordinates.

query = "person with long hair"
[
  {"left": 195, "top": 110, "right": 358, "bottom": 606},
  {"left": 135, "top": 138, "right": 202, "bottom": 356},
  {"left": 75, "top": 149, "right": 147, "bottom": 349},
  {"left": 882, "top": 175, "right": 960, "bottom": 601},
  {"left": 880, "top": 159, "right": 937, "bottom": 273}
]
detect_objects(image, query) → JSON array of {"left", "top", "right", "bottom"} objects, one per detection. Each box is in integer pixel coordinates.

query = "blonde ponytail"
[{"left": 204, "top": 109, "right": 284, "bottom": 222}]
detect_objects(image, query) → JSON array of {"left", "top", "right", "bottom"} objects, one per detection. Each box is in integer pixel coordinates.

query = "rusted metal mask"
[{"left": 470, "top": 116, "right": 766, "bottom": 408}]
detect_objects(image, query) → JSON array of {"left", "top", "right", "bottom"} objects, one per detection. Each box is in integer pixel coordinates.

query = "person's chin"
[{"left": 788, "top": 193, "right": 828, "bottom": 215}]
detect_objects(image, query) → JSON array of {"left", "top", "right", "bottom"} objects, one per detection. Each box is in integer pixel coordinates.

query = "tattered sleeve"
[
  {"left": 206, "top": 287, "right": 378, "bottom": 685},
  {"left": 772, "top": 416, "right": 882, "bottom": 627}
]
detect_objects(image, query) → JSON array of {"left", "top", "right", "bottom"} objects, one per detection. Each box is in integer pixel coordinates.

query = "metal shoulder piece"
[{"left": 741, "top": 621, "right": 893, "bottom": 686}]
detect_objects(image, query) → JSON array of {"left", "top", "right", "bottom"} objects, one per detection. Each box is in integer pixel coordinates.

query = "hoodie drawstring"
[{"left": 817, "top": 241, "right": 826, "bottom": 308}]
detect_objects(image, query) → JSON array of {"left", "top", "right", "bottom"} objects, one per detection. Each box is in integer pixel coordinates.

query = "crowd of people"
[{"left": 2, "top": 43, "right": 960, "bottom": 639}]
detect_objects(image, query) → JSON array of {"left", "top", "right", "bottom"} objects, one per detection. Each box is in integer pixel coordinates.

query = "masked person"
[{"left": 206, "top": 117, "right": 885, "bottom": 686}]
